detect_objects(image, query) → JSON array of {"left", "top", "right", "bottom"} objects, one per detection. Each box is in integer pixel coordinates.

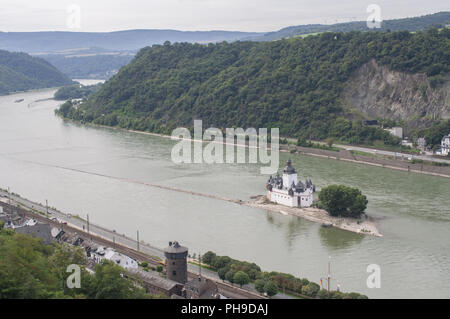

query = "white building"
[
  {"left": 384, "top": 127, "right": 403, "bottom": 139},
  {"left": 437, "top": 134, "right": 450, "bottom": 156},
  {"left": 401, "top": 140, "right": 413, "bottom": 148},
  {"left": 266, "top": 159, "right": 315, "bottom": 208},
  {"left": 24, "top": 219, "right": 38, "bottom": 227},
  {"left": 92, "top": 247, "right": 139, "bottom": 270}
]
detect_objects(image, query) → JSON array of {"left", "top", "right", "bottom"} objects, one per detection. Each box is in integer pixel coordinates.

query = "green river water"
[{"left": 1, "top": 84, "right": 449, "bottom": 298}]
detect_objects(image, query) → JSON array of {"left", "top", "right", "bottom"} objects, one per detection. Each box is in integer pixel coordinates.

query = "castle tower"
[
  {"left": 164, "top": 241, "right": 188, "bottom": 284},
  {"left": 282, "top": 159, "right": 298, "bottom": 189}
]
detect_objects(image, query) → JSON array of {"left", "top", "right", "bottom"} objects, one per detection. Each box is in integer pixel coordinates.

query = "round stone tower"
[{"left": 164, "top": 241, "right": 188, "bottom": 284}]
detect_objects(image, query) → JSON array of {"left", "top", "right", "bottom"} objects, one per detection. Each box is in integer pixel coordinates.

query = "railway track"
[{"left": 1, "top": 201, "right": 264, "bottom": 299}]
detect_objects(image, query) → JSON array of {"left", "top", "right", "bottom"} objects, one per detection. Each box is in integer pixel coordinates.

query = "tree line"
[
  {"left": 201, "top": 251, "right": 368, "bottom": 299},
  {"left": 54, "top": 83, "right": 102, "bottom": 101}
]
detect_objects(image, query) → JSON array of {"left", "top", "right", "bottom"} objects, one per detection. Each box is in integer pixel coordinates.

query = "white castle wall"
[
  {"left": 282, "top": 173, "right": 297, "bottom": 189},
  {"left": 268, "top": 190, "right": 297, "bottom": 207},
  {"left": 268, "top": 189, "right": 313, "bottom": 208}
]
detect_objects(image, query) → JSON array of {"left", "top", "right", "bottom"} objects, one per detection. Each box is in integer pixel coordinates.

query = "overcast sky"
[{"left": 0, "top": 0, "right": 448, "bottom": 32}]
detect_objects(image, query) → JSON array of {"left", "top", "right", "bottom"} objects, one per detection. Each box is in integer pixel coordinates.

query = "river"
[{"left": 1, "top": 83, "right": 449, "bottom": 298}]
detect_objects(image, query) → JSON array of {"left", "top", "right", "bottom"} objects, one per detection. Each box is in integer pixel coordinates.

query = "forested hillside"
[
  {"left": 59, "top": 29, "right": 450, "bottom": 146},
  {"left": 42, "top": 51, "right": 134, "bottom": 79},
  {"left": 0, "top": 50, "right": 73, "bottom": 94},
  {"left": 0, "top": 223, "right": 155, "bottom": 299},
  {"left": 249, "top": 11, "right": 450, "bottom": 41}
]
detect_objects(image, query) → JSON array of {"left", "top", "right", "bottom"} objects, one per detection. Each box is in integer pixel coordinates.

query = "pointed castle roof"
[{"left": 283, "top": 159, "right": 296, "bottom": 175}]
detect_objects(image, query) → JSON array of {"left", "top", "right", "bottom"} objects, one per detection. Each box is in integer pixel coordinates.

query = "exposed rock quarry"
[{"left": 342, "top": 60, "right": 450, "bottom": 128}]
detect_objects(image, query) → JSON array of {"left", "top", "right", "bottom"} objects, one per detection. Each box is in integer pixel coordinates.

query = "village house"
[
  {"left": 91, "top": 246, "right": 139, "bottom": 270},
  {"left": 384, "top": 127, "right": 403, "bottom": 139},
  {"left": 436, "top": 134, "right": 450, "bottom": 156},
  {"left": 184, "top": 276, "right": 221, "bottom": 299},
  {"left": 15, "top": 223, "right": 54, "bottom": 245},
  {"left": 127, "top": 268, "right": 184, "bottom": 297}
]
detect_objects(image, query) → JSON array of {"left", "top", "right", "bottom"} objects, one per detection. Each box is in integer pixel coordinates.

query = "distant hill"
[
  {"left": 3, "top": 12, "right": 447, "bottom": 80},
  {"left": 0, "top": 30, "right": 262, "bottom": 53},
  {"left": 39, "top": 48, "right": 135, "bottom": 79},
  {"left": 247, "top": 11, "right": 450, "bottom": 41},
  {"left": 0, "top": 50, "right": 73, "bottom": 94},
  {"left": 0, "top": 29, "right": 262, "bottom": 80},
  {"left": 58, "top": 29, "right": 450, "bottom": 147}
]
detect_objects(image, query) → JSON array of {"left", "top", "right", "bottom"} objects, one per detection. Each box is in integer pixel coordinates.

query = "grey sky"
[{"left": 0, "top": 0, "right": 448, "bottom": 32}]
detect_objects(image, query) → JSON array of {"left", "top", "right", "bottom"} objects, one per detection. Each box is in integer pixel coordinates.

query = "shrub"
[
  {"left": 301, "top": 282, "right": 320, "bottom": 297},
  {"left": 218, "top": 267, "right": 229, "bottom": 281},
  {"left": 254, "top": 279, "right": 266, "bottom": 293},
  {"left": 317, "top": 289, "right": 330, "bottom": 299},
  {"left": 233, "top": 271, "right": 250, "bottom": 287},
  {"left": 212, "top": 256, "right": 232, "bottom": 269},
  {"left": 202, "top": 251, "right": 216, "bottom": 265},
  {"left": 225, "top": 270, "right": 236, "bottom": 283},
  {"left": 329, "top": 291, "right": 345, "bottom": 299},
  {"left": 264, "top": 281, "right": 278, "bottom": 297}
]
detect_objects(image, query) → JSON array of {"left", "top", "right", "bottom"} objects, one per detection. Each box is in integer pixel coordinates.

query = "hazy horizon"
[{"left": 0, "top": 0, "right": 449, "bottom": 33}]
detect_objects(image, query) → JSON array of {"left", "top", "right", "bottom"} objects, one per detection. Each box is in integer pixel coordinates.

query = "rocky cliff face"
[{"left": 341, "top": 60, "right": 450, "bottom": 127}]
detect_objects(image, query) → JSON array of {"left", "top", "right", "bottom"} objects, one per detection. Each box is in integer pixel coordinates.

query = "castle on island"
[{"left": 266, "top": 159, "right": 316, "bottom": 208}]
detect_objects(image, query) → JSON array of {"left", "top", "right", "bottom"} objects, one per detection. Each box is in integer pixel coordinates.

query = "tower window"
[{"left": 173, "top": 271, "right": 177, "bottom": 276}]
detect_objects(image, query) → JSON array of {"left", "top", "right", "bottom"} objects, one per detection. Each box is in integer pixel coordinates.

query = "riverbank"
[
  {"left": 245, "top": 196, "right": 382, "bottom": 237},
  {"left": 57, "top": 115, "right": 450, "bottom": 179},
  {"left": 0, "top": 195, "right": 265, "bottom": 299},
  {"left": 286, "top": 146, "right": 450, "bottom": 179}
]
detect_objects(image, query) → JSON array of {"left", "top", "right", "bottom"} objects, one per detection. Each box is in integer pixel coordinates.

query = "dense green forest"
[
  {"left": 54, "top": 83, "right": 103, "bottom": 100},
  {"left": 0, "top": 50, "right": 73, "bottom": 95},
  {"left": 59, "top": 28, "right": 450, "bottom": 146},
  {"left": 0, "top": 223, "right": 156, "bottom": 299},
  {"left": 41, "top": 12, "right": 450, "bottom": 79},
  {"left": 249, "top": 11, "right": 450, "bottom": 41}
]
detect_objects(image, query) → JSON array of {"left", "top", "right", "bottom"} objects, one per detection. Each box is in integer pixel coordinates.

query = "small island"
[{"left": 246, "top": 160, "right": 381, "bottom": 237}]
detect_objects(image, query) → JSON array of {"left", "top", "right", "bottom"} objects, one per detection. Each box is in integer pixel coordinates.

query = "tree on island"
[{"left": 318, "top": 185, "right": 368, "bottom": 218}]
